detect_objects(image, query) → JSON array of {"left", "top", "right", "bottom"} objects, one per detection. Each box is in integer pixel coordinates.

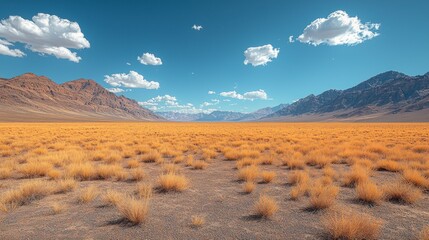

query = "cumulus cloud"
[
  {"left": 298, "top": 10, "right": 380, "bottom": 46},
  {"left": 137, "top": 53, "right": 162, "bottom": 65},
  {"left": 192, "top": 24, "right": 203, "bottom": 31},
  {"left": 104, "top": 71, "right": 159, "bottom": 89},
  {"left": 200, "top": 99, "right": 220, "bottom": 107},
  {"left": 289, "top": 36, "right": 295, "bottom": 43},
  {"left": 107, "top": 88, "right": 125, "bottom": 93},
  {"left": 139, "top": 95, "right": 215, "bottom": 114},
  {"left": 0, "top": 13, "right": 90, "bottom": 62},
  {"left": 219, "top": 89, "right": 268, "bottom": 101},
  {"left": 0, "top": 39, "right": 25, "bottom": 57},
  {"left": 243, "top": 44, "right": 279, "bottom": 66},
  {"left": 208, "top": 91, "right": 216, "bottom": 95}
]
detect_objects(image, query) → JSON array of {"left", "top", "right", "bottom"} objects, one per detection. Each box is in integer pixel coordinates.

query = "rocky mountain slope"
[
  {"left": 0, "top": 73, "right": 162, "bottom": 121},
  {"left": 264, "top": 71, "right": 429, "bottom": 121}
]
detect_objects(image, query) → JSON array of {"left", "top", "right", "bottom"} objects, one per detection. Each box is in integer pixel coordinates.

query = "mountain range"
[
  {"left": 1, "top": 71, "right": 428, "bottom": 122},
  {"left": 0, "top": 73, "right": 161, "bottom": 121}
]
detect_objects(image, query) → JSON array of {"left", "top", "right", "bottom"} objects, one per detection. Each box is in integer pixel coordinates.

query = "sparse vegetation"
[
  {"left": 158, "top": 173, "right": 189, "bottom": 192},
  {"left": 356, "top": 181, "right": 383, "bottom": 204},
  {"left": 78, "top": 186, "right": 98, "bottom": 203},
  {"left": 383, "top": 182, "right": 422, "bottom": 204},
  {"left": 117, "top": 195, "right": 149, "bottom": 225},
  {"left": 191, "top": 215, "right": 205, "bottom": 228},
  {"left": 254, "top": 194, "right": 278, "bottom": 218}
]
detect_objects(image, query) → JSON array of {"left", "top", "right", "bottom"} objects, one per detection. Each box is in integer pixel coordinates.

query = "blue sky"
[{"left": 1, "top": 0, "right": 428, "bottom": 113}]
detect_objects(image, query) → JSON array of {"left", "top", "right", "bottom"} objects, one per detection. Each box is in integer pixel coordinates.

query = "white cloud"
[
  {"left": 137, "top": 52, "right": 162, "bottom": 65},
  {"left": 219, "top": 89, "right": 268, "bottom": 101},
  {"left": 139, "top": 95, "right": 216, "bottom": 114},
  {"left": 192, "top": 24, "right": 203, "bottom": 31},
  {"left": 200, "top": 99, "right": 220, "bottom": 107},
  {"left": 107, "top": 88, "right": 125, "bottom": 93},
  {"left": 0, "top": 13, "right": 90, "bottom": 62},
  {"left": 289, "top": 35, "right": 295, "bottom": 43},
  {"left": 208, "top": 91, "right": 216, "bottom": 95},
  {"left": 104, "top": 70, "right": 159, "bottom": 89},
  {"left": 243, "top": 44, "right": 279, "bottom": 66},
  {"left": 0, "top": 39, "right": 25, "bottom": 57},
  {"left": 126, "top": 62, "right": 131, "bottom": 66},
  {"left": 297, "top": 10, "right": 380, "bottom": 46}
]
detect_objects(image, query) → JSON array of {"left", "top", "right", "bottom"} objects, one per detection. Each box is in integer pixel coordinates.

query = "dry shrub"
[
  {"left": 283, "top": 157, "right": 306, "bottom": 170},
  {"left": 375, "top": 159, "right": 402, "bottom": 172},
  {"left": 103, "top": 190, "right": 124, "bottom": 206},
  {"left": 356, "top": 181, "right": 382, "bottom": 204},
  {"left": 288, "top": 170, "right": 309, "bottom": 185},
  {"left": 192, "top": 160, "right": 208, "bottom": 170},
  {"left": 261, "top": 154, "right": 275, "bottom": 165},
  {"left": 402, "top": 169, "right": 429, "bottom": 189},
  {"left": 97, "top": 164, "right": 123, "bottom": 180},
  {"left": 78, "top": 186, "right": 98, "bottom": 203},
  {"left": 191, "top": 215, "right": 205, "bottom": 228},
  {"left": 291, "top": 182, "right": 309, "bottom": 200},
  {"left": 162, "top": 163, "right": 180, "bottom": 174},
  {"left": 254, "top": 195, "right": 278, "bottom": 218},
  {"left": 383, "top": 182, "right": 422, "bottom": 204},
  {"left": 66, "top": 163, "right": 97, "bottom": 180},
  {"left": 323, "top": 210, "right": 383, "bottom": 240},
  {"left": 141, "top": 150, "right": 162, "bottom": 163},
  {"left": 243, "top": 181, "right": 255, "bottom": 194},
  {"left": 0, "top": 167, "right": 12, "bottom": 179},
  {"left": 19, "top": 162, "right": 52, "bottom": 178},
  {"left": 54, "top": 179, "right": 77, "bottom": 194},
  {"left": 0, "top": 180, "right": 53, "bottom": 210},
  {"left": 47, "top": 169, "right": 62, "bottom": 180},
  {"left": 173, "top": 156, "right": 185, "bottom": 164},
  {"left": 117, "top": 196, "right": 149, "bottom": 225},
  {"left": 238, "top": 165, "right": 259, "bottom": 182},
  {"left": 51, "top": 202, "right": 66, "bottom": 214},
  {"left": 342, "top": 166, "right": 369, "bottom": 187},
  {"left": 309, "top": 184, "right": 339, "bottom": 210},
  {"left": 261, "top": 171, "right": 276, "bottom": 183},
  {"left": 158, "top": 173, "right": 189, "bottom": 192},
  {"left": 126, "top": 159, "right": 140, "bottom": 168},
  {"left": 130, "top": 168, "right": 145, "bottom": 181},
  {"left": 236, "top": 158, "right": 255, "bottom": 169},
  {"left": 305, "top": 154, "right": 331, "bottom": 168},
  {"left": 136, "top": 182, "right": 153, "bottom": 199}
]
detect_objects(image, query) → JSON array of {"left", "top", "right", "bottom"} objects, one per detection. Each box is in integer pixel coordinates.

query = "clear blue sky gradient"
[{"left": 1, "top": 0, "right": 428, "bottom": 113}]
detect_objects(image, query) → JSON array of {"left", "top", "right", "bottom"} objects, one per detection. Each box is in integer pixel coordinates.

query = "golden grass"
[
  {"left": 141, "top": 150, "right": 162, "bottom": 163},
  {"left": 126, "top": 159, "right": 140, "bottom": 168},
  {"left": 254, "top": 194, "right": 278, "bottom": 218},
  {"left": 238, "top": 165, "right": 260, "bottom": 182},
  {"left": 192, "top": 160, "right": 208, "bottom": 170},
  {"left": 158, "top": 173, "right": 189, "bottom": 192},
  {"left": 0, "top": 180, "right": 53, "bottom": 211},
  {"left": 342, "top": 166, "right": 369, "bottom": 187},
  {"left": 51, "top": 202, "right": 66, "bottom": 214},
  {"left": 136, "top": 182, "right": 153, "bottom": 199},
  {"left": 103, "top": 190, "right": 124, "bottom": 206},
  {"left": 243, "top": 181, "right": 255, "bottom": 194},
  {"left": 261, "top": 171, "right": 276, "bottom": 183},
  {"left": 117, "top": 196, "right": 149, "bottom": 225},
  {"left": 402, "top": 169, "right": 429, "bottom": 189},
  {"left": 78, "top": 186, "right": 98, "bottom": 203},
  {"left": 191, "top": 215, "right": 205, "bottom": 228},
  {"left": 308, "top": 184, "right": 339, "bottom": 209},
  {"left": 382, "top": 182, "right": 422, "bottom": 204},
  {"left": 288, "top": 170, "right": 309, "bottom": 185},
  {"left": 323, "top": 210, "right": 383, "bottom": 240},
  {"left": 356, "top": 181, "right": 383, "bottom": 204}
]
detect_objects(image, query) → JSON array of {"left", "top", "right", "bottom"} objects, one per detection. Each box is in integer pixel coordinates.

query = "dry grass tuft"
[
  {"left": 117, "top": 196, "right": 149, "bottom": 225},
  {"left": 288, "top": 170, "right": 309, "bottom": 185},
  {"left": 158, "top": 173, "right": 189, "bottom": 192},
  {"left": 261, "top": 171, "right": 276, "bottom": 183},
  {"left": 323, "top": 210, "right": 383, "bottom": 240},
  {"left": 356, "top": 181, "right": 382, "bottom": 204},
  {"left": 308, "top": 184, "right": 339, "bottom": 210},
  {"left": 254, "top": 194, "right": 278, "bottom": 219},
  {"left": 191, "top": 215, "right": 205, "bottom": 228},
  {"left": 192, "top": 160, "right": 208, "bottom": 170},
  {"left": 141, "top": 150, "right": 162, "bottom": 163},
  {"left": 402, "top": 169, "right": 429, "bottom": 189},
  {"left": 54, "top": 179, "right": 77, "bottom": 194},
  {"left": 342, "top": 166, "right": 369, "bottom": 187},
  {"left": 78, "top": 186, "right": 98, "bottom": 203},
  {"left": 136, "top": 182, "right": 153, "bottom": 199},
  {"left": 130, "top": 168, "right": 145, "bottom": 181},
  {"left": 126, "top": 159, "right": 140, "bottom": 168},
  {"left": 51, "top": 202, "right": 66, "bottom": 214},
  {"left": 0, "top": 180, "right": 53, "bottom": 210},
  {"left": 243, "top": 181, "right": 255, "bottom": 194},
  {"left": 103, "top": 190, "right": 124, "bottom": 206},
  {"left": 383, "top": 182, "right": 422, "bottom": 204},
  {"left": 375, "top": 159, "right": 403, "bottom": 172},
  {"left": 238, "top": 165, "right": 259, "bottom": 182}
]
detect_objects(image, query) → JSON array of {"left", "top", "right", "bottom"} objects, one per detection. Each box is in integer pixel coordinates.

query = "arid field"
[{"left": 0, "top": 123, "right": 428, "bottom": 239}]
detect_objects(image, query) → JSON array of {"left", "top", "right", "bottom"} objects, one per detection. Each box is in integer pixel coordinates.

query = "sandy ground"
[{"left": 0, "top": 156, "right": 428, "bottom": 240}]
